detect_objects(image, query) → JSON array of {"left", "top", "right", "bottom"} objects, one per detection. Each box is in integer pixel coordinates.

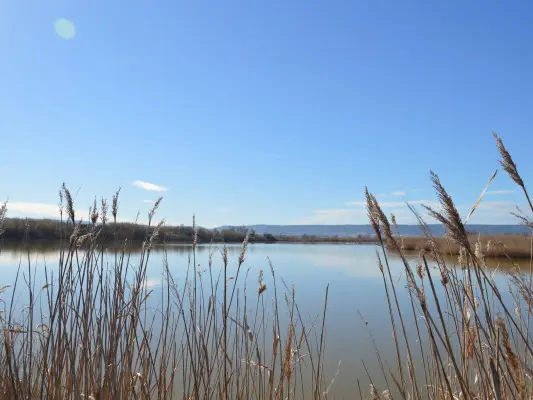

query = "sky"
[{"left": 1, "top": 0, "right": 533, "bottom": 227}]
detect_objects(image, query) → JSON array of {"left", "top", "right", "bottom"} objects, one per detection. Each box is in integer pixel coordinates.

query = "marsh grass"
[
  {"left": 2, "top": 134, "right": 533, "bottom": 399},
  {"left": 398, "top": 234, "right": 533, "bottom": 259},
  {"left": 361, "top": 134, "right": 533, "bottom": 399},
  {"left": 0, "top": 189, "right": 330, "bottom": 399}
]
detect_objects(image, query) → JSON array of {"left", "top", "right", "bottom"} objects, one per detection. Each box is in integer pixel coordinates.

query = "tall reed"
[
  {"left": 2, "top": 133, "right": 533, "bottom": 399},
  {"left": 0, "top": 188, "right": 329, "bottom": 399},
  {"left": 363, "top": 133, "right": 533, "bottom": 399}
]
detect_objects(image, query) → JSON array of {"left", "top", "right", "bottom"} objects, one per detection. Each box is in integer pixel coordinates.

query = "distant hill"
[{"left": 216, "top": 224, "right": 531, "bottom": 237}]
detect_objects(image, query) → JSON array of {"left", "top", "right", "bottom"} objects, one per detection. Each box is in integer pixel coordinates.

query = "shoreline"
[
  {"left": 394, "top": 234, "right": 532, "bottom": 259},
  {"left": 0, "top": 237, "right": 379, "bottom": 248}
]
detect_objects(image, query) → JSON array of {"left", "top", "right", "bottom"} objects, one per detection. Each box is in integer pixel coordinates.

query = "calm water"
[{"left": 0, "top": 242, "right": 519, "bottom": 398}]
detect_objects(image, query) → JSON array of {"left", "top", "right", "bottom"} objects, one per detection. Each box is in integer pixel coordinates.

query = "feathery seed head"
[
  {"left": 417, "top": 263, "right": 425, "bottom": 279},
  {"left": 148, "top": 197, "right": 163, "bottom": 227},
  {"left": 365, "top": 188, "right": 382, "bottom": 241},
  {"left": 494, "top": 132, "right": 524, "bottom": 187},
  {"left": 58, "top": 188, "right": 64, "bottom": 218},
  {"left": 424, "top": 171, "right": 469, "bottom": 249},
  {"left": 238, "top": 235, "right": 248, "bottom": 266},
  {"left": 100, "top": 198, "right": 108, "bottom": 225},
  {"left": 0, "top": 201, "right": 7, "bottom": 236},
  {"left": 112, "top": 187, "right": 121, "bottom": 223},
  {"left": 370, "top": 384, "right": 379, "bottom": 400},
  {"left": 222, "top": 246, "right": 228, "bottom": 266},
  {"left": 62, "top": 183, "right": 75, "bottom": 223},
  {"left": 258, "top": 268, "right": 267, "bottom": 295},
  {"left": 258, "top": 283, "right": 267, "bottom": 296},
  {"left": 90, "top": 197, "right": 99, "bottom": 225}
]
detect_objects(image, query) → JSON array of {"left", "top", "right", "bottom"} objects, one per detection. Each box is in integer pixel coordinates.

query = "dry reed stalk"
[
  {"left": 361, "top": 133, "right": 533, "bottom": 400},
  {"left": 0, "top": 186, "right": 328, "bottom": 400}
]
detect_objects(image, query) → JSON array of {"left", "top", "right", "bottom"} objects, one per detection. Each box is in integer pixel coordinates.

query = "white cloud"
[
  {"left": 299, "top": 197, "right": 529, "bottom": 226},
  {"left": 475, "top": 201, "right": 516, "bottom": 209},
  {"left": 297, "top": 198, "right": 442, "bottom": 225},
  {"left": 346, "top": 200, "right": 434, "bottom": 208},
  {"left": 295, "top": 209, "right": 367, "bottom": 224},
  {"left": 8, "top": 202, "right": 59, "bottom": 217},
  {"left": 376, "top": 191, "right": 408, "bottom": 198},
  {"left": 486, "top": 190, "right": 516, "bottom": 195},
  {"left": 3, "top": 201, "right": 147, "bottom": 224},
  {"left": 464, "top": 201, "right": 524, "bottom": 224},
  {"left": 143, "top": 199, "right": 154, "bottom": 203},
  {"left": 295, "top": 207, "right": 432, "bottom": 225},
  {"left": 5, "top": 201, "right": 87, "bottom": 220},
  {"left": 133, "top": 181, "right": 168, "bottom": 192}
]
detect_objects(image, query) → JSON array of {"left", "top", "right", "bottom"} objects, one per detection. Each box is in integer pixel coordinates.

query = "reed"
[
  {"left": 397, "top": 234, "right": 533, "bottom": 259},
  {"left": 0, "top": 188, "right": 329, "bottom": 399},
  {"left": 1, "top": 133, "right": 533, "bottom": 399},
  {"left": 363, "top": 133, "right": 533, "bottom": 399}
]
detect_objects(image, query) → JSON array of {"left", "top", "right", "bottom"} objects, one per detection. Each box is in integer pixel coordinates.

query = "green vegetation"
[{"left": 0, "top": 133, "right": 532, "bottom": 399}]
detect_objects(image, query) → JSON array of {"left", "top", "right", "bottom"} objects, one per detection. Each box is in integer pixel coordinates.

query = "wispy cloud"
[
  {"left": 464, "top": 201, "right": 524, "bottom": 224},
  {"left": 4, "top": 201, "right": 145, "bottom": 224},
  {"left": 486, "top": 190, "right": 516, "bottom": 195},
  {"left": 472, "top": 201, "right": 514, "bottom": 209},
  {"left": 143, "top": 199, "right": 154, "bottom": 204},
  {"left": 346, "top": 199, "right": 433, "bottom": 208},
  {"left": 296, "top": 207, "right": 432, "bottom": 225},
  {"left": 8, "top": 202, "right": 59, "bottom": 217},
  {"left": 133, "top": 180, "right": 168, "bottom": 192},
  {"left": 295, "top": 209, "right": 368, "bottom": 224},
  {"left": 298, "top": 197, "right": 441, "bottom": 225},
  {"left": 375, "top": 191, "right": 410, "bottom": 198},
  {"left": 300, "top": 196, "right": 525, "bottom": 226},
  {"left": 6, "top": 201, "right": 85, "bottom": 219}
]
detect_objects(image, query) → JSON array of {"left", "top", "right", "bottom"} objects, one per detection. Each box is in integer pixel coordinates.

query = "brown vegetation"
[
  {"left": 1, "top": 133, "right": 533, "bottom": 399},
  {"left": 397, "top": 234, "right": 532, "bottom": 258},
  {"left": 360, "top": 133, "right": 533, "bottom": 399},
  {"left": 0, "top": 187, "right": 330, "bottom": 399}
]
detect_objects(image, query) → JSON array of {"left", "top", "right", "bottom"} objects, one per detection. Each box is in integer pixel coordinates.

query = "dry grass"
[
  {"left": 0, "top": 188, "right": 330, "bottom": 399},
  {"left": 361, "top": 133, "right": 533, "bottom": 399},
  {"left": 398, "top": 234, "right": 533, "bottom": 258},
  {"left": 2, "top": 133, "right": 533, "bottom": 399}
]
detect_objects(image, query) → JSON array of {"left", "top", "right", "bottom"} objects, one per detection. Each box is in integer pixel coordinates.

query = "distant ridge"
[{"left": 216, "top": 224, "right": 531, "bottom": 237}]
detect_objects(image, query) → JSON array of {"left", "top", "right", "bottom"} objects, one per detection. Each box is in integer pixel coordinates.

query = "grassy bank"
[{"left": 396, "top": 234, "right": 532, "bottom": 258}]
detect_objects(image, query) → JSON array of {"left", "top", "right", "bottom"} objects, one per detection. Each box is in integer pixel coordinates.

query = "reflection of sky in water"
[{"left": 0, "top": 243, "right": 518, "bottom": 397}]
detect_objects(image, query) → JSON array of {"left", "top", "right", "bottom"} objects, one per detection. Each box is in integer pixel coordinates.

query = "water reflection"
[{"left": 0, "top": 242, "right": 519, "bottom": 398}]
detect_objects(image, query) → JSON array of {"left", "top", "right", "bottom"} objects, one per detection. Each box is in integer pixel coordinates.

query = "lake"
[{"left": 0, "top": 242, "right": 519, "bottom": 398}]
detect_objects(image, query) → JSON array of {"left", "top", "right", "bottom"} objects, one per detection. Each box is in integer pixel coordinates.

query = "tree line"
[{"left": 1, "top": 218, "right": 376, "bottom": 244}]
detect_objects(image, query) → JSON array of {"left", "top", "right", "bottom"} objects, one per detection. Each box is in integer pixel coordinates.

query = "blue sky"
[{"left": 1, "top": 0, "right": 532, "bottom": 226}]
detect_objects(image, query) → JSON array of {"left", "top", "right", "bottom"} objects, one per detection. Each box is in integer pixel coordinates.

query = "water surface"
[{"left": 0, "top": 242, "right": 519, "bottom": 398}]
